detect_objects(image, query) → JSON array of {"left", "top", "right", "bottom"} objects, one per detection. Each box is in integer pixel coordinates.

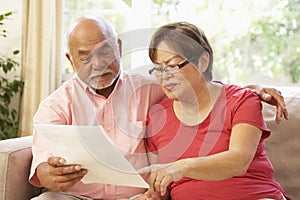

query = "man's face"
[{"left": 68, "top": 24, "right": 121, "bottom": 90}]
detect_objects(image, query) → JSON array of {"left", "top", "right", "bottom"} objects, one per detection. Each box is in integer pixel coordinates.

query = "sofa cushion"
[
  {"left": 263, "top": 87, "right": 300, "bottom": 200},
  {"left": 0, "top": 136, "right": 41, "bottom": 200}
]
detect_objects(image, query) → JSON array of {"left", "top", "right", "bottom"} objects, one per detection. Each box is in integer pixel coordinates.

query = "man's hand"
[
  {"left": 36, "top": 157, "right": 88, "bottom": 191},
  {"left": 247, "top": 85, "right": 289, "bottom": 124}
]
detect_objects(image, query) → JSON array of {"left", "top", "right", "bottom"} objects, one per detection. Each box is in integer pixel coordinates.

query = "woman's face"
[{"left": 152, "top": 41, "right": 202, "bottom": 101}]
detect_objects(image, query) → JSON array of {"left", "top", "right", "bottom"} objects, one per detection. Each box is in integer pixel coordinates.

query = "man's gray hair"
[{"left": 64, "top": 16, "right": 118, "bottom": 53}]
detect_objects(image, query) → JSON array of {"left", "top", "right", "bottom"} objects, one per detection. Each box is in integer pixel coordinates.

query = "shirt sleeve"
[
  {"left": 29, "top": 102, "right": 67, "bottom": 187},
  {"left": 231, "top": 88, "right": 271, "bottom": 139}
]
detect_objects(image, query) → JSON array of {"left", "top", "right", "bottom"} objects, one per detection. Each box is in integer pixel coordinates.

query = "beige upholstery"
[
  {"left": 0, "top": 87, "right": 299, "bottom": 200},
  {"left": 263, "top": 87, "right": 300, "bottom": 199},
  {"left": 0, "top": 136, "right": 41, "bottom": 200}
]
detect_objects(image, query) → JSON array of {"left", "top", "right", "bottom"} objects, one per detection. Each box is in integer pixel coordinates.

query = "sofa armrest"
[{"left": 0, "top": 136, "right": 41, "bottom": 200}]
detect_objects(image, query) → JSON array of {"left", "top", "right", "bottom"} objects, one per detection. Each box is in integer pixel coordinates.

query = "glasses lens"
[
  {"left": 157, "top": 66, "right": 180, "bottom": 77},
  {"left": 150, "top": 58, "right": 190, "bottom": 76}
]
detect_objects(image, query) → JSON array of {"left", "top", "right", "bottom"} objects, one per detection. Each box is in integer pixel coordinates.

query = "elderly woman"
[{"left": 142, "top": 22, "right": 290, "bottom": 200}]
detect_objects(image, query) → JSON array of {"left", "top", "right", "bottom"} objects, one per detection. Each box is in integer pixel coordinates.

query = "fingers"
[
  {"left": 283, "top": 107, "right": 289, "bottom": 120},
  {"left": 49, "top": 164, "right": 83, "bottom": 175},
  {"left": 275, "top": 106, "right": 283, "bottom": 124},
  {"left": 275, "top": 106, "right": 289, "bottom": 124},
  {"left": 47, "top": 157, "right": 83, "bottom": 176},
  {"left": 145, "top": 170, "right": 159, "bottom": 199},
  {"left": 274, "top": 93, "right": 289, "bottom": 120},
  {"left": 48, "top": 157, "right": 66, "bottom": 167},
  {"left": 153, "top": 179, "right": 161, "bottom": 192},
  {"left": 37, "top": 165, "right": 87, "bottom": 192},
  {"left": 143, "top": 164, "right": 173, "bottom": 198},
  {"left": 160, "top": 176, "right": 171, "bottom": 196},
  {"left": 142, "top": 190, "right": 160, "bottom": 200},
  {"left": 263, "top": 93, "right": 272, "bottom": 101},
  {"left": 51, "top": 167, "right": 87, "bottom": 183},
  {"left": 267, "top": 88, "right": 289, "bottom": 124},
  {"left": 271, "top": 89, "right": 286, "bottom": 108},
  {"left": 51, "top": 175, "right": 85, "bottom": 192},
  {"left": 149, "top": 172, "right": 169, "bottom": 196},
  {"left": 259, "top": 87, "right": 289, "bottom": 123},
  {"left": 43, "top": 156, "right": 88, "bottom": 191},
  {"left": 153, "top": 175, "right": 170, "bottom": 196}
]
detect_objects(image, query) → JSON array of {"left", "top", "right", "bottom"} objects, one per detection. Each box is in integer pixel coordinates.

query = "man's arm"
[
  {"left": 245, "top": 84, "right": 289, "bottom": 124},
  {"left": 31, "top": 103, "right": 87, "bottom": 191}
]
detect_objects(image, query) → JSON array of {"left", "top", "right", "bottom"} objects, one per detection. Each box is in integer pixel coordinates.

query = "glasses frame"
[{"left": 148, "top": 59, "right": 191, "bottom": 76}]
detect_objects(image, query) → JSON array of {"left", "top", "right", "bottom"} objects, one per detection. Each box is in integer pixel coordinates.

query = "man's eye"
[
  {"left": 80, "top": 56, "right": 91, "bottom": 64},
  {"left": 100, "top": 48, "right": 113, "bottom": 57},
  {"left": 101, "top": 52, "right": 112, "bottom": 57}
]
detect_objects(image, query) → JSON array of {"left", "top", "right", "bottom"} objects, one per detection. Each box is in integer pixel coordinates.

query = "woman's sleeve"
[{"left": 231, "top": 89, "right": 271, "bottom": 139}]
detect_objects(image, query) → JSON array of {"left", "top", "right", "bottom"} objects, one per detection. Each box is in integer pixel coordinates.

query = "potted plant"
[{"left": 0, "top": 11, "right": 24, "bottom": 140}]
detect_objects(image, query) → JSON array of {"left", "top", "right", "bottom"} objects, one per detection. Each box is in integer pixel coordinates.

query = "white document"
[{"left": 34, "top": 124, "right": 149, "bottom": 188}]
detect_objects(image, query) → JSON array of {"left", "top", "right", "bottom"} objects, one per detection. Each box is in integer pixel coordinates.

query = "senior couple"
[{"left": 30, "top": 16, "right": 290, "bottom": 200}]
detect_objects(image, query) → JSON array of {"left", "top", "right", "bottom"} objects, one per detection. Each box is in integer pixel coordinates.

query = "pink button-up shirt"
[{"left": 29, "top": 70, "right": 164, "bottom": 199}]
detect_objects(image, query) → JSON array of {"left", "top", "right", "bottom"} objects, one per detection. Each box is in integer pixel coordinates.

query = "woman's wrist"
[{"left": 179, "top": 158, "right": 193, "bottom": 177}]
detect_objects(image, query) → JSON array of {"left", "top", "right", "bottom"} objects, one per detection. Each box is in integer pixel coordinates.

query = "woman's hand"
[
  {"left": 139, "top": 162, "right": 184, "bottom": 198},
  {"left": 132, "top": 192, "right": 160, "bottom": 200}
]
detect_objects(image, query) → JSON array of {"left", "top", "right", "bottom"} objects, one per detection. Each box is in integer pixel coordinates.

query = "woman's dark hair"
[{"left": 149, "top": 22, "right": 213, "bottom": 81}]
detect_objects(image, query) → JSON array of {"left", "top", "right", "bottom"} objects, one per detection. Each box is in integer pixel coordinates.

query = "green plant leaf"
[
  {"left": 4, "top": 12, "right": 13, "bottom": 17},
  {"left": 0, "top": 10, "right": 23, "bottom": 140},
  {"left": 13, "top": 50, "right": 20, "bottom": 55},
  {"left": 11, "top": 109, "right": 17, "bottom": 121}
]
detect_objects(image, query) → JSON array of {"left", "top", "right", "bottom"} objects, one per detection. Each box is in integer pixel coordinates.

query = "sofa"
[
  {"left": 0, "top": 86, "right": 299, "bottom": 200},
  {"left": 263, "top": 86, "right": 300, "bottom": 199}
]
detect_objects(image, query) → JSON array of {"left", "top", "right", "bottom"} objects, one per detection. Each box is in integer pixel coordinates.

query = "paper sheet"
[{"left": 34, "top": 124, "right": 149, "bottom": 188}]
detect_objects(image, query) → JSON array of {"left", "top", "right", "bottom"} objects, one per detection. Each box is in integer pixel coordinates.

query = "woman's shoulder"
[{"left": 224, "top": 84, "right": 259, "bottom": 100}]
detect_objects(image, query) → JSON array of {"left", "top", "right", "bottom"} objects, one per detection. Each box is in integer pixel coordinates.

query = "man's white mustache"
[{"left": 87, "top": 70, "right": 113, "bottom": 80}]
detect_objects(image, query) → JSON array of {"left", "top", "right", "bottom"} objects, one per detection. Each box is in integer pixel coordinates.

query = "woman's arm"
[
  {"left": 148, "top": 123, "right": 262, "bottom": 196},
  {"left": 183, "top": 123, "right": 261, "bottom": 179}
]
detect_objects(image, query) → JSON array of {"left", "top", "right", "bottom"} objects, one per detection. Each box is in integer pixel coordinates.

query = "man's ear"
[
  {"left": 117, "top": 38, "right": 122, "bottom": 56},
  {"left": 198, "top": 51, "right": 209, "bottom": 73},
  {"left": 66, "top": 53, "right": 76, "bottom": 72}
]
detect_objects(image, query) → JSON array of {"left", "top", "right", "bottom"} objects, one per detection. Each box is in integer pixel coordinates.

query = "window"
[
  {"left": 63, "top": 0, "right": 152, "bottom": 80},
  {"left": 63, "top": 0, "right": 300, "bottom": 86}
]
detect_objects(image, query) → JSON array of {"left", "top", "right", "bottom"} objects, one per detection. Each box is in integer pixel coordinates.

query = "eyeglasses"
[{"left": 148, "top": 59, "right": 190, "bottom": 77}]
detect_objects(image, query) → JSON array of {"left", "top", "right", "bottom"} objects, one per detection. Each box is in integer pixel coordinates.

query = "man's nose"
[{"left": 91, "top": 55, "right": 103, "bottom": 70}]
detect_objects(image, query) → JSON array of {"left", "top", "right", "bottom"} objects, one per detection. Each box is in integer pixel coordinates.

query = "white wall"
[
  {"left": 0, "top": 0, "right": 23, "bottom": 113},
  {"left": 0, "top": 0, "right": 22, "bottom": 63}
]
